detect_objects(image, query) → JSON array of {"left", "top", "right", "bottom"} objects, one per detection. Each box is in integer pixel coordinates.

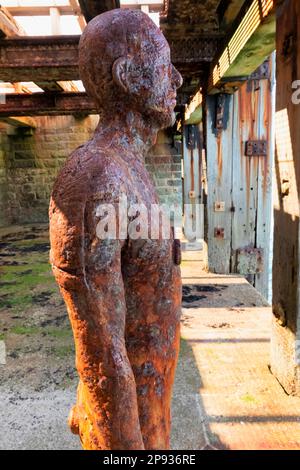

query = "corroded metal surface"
[
  {"left": 161, "top": 0, "right": 220, "bottom": 37},
  {"left": 49, "top": 10, "right": 182, "bottom": 450},
  {"left": 0, "top": 35, "right": 217, "bottom": 86},
  {"left": 0, "top": 92, "right": 97, "bottom": 117}
]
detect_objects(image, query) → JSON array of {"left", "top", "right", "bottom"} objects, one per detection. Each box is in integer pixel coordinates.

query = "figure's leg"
[{"left": 124, "top": 260, "right": 182, "bottom": 450}]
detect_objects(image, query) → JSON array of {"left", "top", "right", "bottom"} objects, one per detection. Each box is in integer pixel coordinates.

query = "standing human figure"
[{"left": 49, "top": 9, "right": 182, "bottom": 450}]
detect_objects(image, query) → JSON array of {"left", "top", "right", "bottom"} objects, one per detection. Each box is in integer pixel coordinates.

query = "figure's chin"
[{"left": 149, "top": 109, "right": 175, "bottom": 129}]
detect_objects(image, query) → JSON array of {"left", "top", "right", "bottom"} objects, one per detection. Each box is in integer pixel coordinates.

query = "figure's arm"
[{"left": 49, "top": 190, "right": 144, "bottom": 450}]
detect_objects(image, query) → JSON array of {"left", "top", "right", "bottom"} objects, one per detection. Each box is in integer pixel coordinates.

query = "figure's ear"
[{"left": 112, "top": 57, "right": 129, "bottom": 93}]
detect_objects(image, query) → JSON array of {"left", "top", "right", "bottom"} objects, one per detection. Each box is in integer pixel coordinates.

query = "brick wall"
[
  {"left": 0, "top": 117, "right": 182, "bottom": 227},
  {"left": 2, "top": 115, "right": 98, "bottom": 226},
  {"left": 0, "top": 126, "right": 9, "bottom": 227},
  {"left": 146, "top": 129, "right": 182, "bottom": 209}
]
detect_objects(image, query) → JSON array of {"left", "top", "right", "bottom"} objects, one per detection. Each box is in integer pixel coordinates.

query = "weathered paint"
[
  {"left": 205, "top": 93, "right": 234, "bottom": 274},
  {"left": 182, "top": 124, "right": 203, "bottom": 240},
  {"left": 205, "top": 59, "right": 274, "bottom": 300},
  {"left": 255, "top": 53, "right": 275, "bottom": 301}
]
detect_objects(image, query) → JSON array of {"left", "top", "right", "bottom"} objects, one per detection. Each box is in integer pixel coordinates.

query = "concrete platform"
[{"left": 173, "top": 251, "right": 300, "bottom": 450}]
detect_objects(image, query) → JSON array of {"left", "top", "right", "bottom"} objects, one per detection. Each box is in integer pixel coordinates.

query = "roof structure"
[{"left": 0, "top": 1, "right": 276, "bottom": 121}]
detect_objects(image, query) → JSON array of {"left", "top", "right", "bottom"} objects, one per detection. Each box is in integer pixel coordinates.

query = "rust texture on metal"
[
  {"left": 160, "top": 0, "right": 220, "bottom": 37},
  {"left": 249, "top": 59, "right": 270, "bottom": 81},
  {"left": 0, "top": 36, "right": 80, "bottom": 82},
  {"left": 49, "top": 10, "right": 182, "bottom": 450},
  {"left": 245, "top": 140, "right": 268, "bottom": 157},
  {"left": 0, "top": 92, "right": 97, "bottom": 116},
  {"left": 236, "top": 246, "right": 264, "bottom": 275},
  {"left": 214, "top": 227, "right": 225, "bottom": 239},
  {"left": 0, "top": 35, "right": 217, "bottom": 95}
]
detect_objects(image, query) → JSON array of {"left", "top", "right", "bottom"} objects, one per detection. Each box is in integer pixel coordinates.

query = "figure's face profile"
[
  {"left": 137, "top": 37, "right": 183, "bottom": 128},
  {"left": 79, "top": 9, "right": 183, "bottom": 129}
]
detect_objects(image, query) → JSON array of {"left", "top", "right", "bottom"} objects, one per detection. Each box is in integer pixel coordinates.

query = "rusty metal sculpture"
[{"left": 49, "top": 9, "right": 182, "bottom": 450}]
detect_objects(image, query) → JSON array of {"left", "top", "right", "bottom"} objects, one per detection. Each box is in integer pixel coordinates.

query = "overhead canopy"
[{"left": 0, "top": 0, "right": 276, "bottom": 119}]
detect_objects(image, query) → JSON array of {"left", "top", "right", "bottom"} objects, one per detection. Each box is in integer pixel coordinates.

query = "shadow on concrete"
[{"left": 171, "top": 338, "right": 229, "bottom": 450}]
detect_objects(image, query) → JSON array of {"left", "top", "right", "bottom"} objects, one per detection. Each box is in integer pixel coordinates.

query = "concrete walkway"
[
  {"left": 1, "top": 239, "right": 300, "bottom": 449},
  {"left": 173, "top": 250, "right": 300, "bottom": 450}
]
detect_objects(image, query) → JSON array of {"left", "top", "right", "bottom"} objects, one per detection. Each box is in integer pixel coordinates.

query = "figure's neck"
[{"left": 93, "top": 110, "right": 159, "bottom": 159}]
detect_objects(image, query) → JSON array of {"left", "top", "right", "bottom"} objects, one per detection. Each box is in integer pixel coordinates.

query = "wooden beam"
[
  {"left": 0, "top": 92, "right": 97, "bottom": 117},
  {"left": 78, "top": 1, "right": 120, "bottom": 22},
  {"left": 7, "top": 5, "right": 74, "bottom": 16},
  {"left": 69, "top": 0, "right": 87, "bottom": 31},
  {"left": 209, "top": 0, "right": 275, "bottom": 93},
  {"left": 0, "top": 5, "right": 25, "bottom": 38},
  {"left": 50, "top": 7, "right": 61, "bottom": 35},
  {"left": 184, "top": 91, "right": 203, "bottom": 125}
]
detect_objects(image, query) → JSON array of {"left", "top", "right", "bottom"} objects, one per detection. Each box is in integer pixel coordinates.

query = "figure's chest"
[{"left": 126, "top": 162, "right": 158, "bottom": 207}]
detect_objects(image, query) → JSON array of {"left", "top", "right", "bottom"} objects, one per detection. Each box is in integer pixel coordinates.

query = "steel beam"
[
  {"left": 0, "top": 35, "right": 218, "bottom": 83},
  {"left": 0, "top": 92, "right": 97, "bottom": 117},
  {"left": 0, "top": 36, "right": 80, "bottom": 82}
]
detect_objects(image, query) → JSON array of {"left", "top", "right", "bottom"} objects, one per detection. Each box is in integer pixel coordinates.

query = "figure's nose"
[{"left": 172, "top": 65, "right": 183, "bottom": 90}]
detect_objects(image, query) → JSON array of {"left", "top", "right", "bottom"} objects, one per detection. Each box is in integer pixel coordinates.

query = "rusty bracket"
[
  {"left": 214, "top": 227, "right": 225, "bottom": 239},
  {"left": 247, "top": 60, "right": 270, "bottom": 91},
  {"left": 215, "top": 94, "right": 226, "bottom": 131},
  {"left": 185, "top": 124, "right": 200, "bottom": 150},
  {"left": 245, "top": 140, "right": 267, "bottom": 157},
  {"left": 249, "top": 60, "right": 270, "bottom": 81}
]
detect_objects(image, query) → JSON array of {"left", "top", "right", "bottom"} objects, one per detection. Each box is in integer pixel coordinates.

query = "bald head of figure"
[{"left": 79, "top": 9, "right": 182, "bottom": 128}]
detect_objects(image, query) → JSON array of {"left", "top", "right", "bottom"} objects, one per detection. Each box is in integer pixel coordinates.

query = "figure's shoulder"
[{"left": 51, "top": 141, "right": 128, "bottom": 206}]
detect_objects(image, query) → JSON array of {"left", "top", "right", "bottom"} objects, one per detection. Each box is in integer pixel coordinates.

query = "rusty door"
[{"left": 206, "top": 58, "right": 275, "bottom": 300}]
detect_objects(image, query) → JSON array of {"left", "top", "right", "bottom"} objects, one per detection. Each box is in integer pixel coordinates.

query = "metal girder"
[
  {"left": 0, "top": 93, "right": 97, "bottom": 117},
  {"left": 0, "top": 36, "right": 80, "bottom": 82},
  {"left": 78, "top": 1, "right": 120, "bottom": 22},
  {"left": 0, "top": 35, "right": 218, "bottom": 83}
]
